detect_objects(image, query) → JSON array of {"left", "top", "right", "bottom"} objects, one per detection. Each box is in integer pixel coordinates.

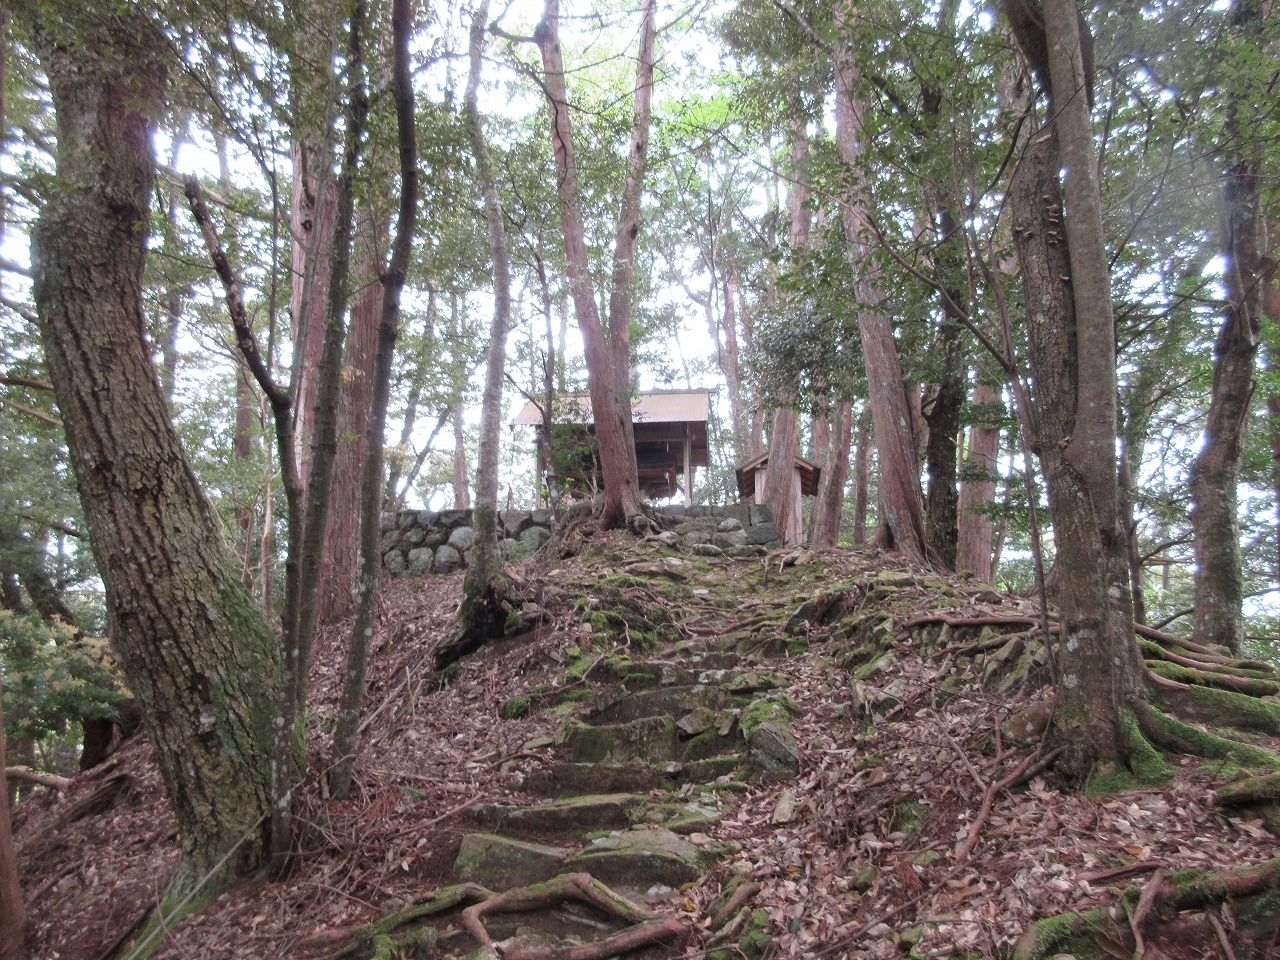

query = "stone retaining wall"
[{"left": 380, "top": 503, "right": 780, "bottom": 574}]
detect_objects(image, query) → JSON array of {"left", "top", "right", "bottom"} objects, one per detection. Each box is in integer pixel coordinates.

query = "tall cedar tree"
[
  {"left": 20, "top": 5, "right": 283, "bottom": 899},
  {"left": 536, "top": 0, "right": 656, "bottom": 529},
  {"left": 833, "top": 6, "right": 930, "bottom": 565}
]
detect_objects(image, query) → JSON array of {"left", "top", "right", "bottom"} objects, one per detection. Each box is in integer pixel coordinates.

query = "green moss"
[
  {"left": 1185, "top": 684, "right": 1280, "bottom": 734},
  {"left": 890, "top": 799, "right": 929, "bottom": 835},
  {"left": 851, "top": 651, "right": 895, "bottom": 681},
  {"left": 740, "top": 695, "right": 801, "bottom": 734},
  {"left": 499, "top": 696, "right": 531, "bottom": 720},
  {"left": 738, "top": 908, "right": 771, "bottom": 957},
  {"left": 1139, "top": 704, "right": 1280, "bottom": 772},
  {"left": 1086, "top": 710, "right": 1173, "bottom": 796}
]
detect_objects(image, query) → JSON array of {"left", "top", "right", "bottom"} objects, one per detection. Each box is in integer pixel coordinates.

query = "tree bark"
[
  {"left": 851, "top": 405, "right": 871, "bottom": 545},
  {"left": 761, "top": 408, "right": 801, "bottom": 545},
  {"left": 26, "top": 6, "right": 282, "bottom": 897},
  {"left": 536, "top": 0, "right": 655, "bottom": 529},
  {"left": 328, "top": 0, "right": 417, "bottom": 799},
  {"left": 956, "top": 382, "right": 1000, "bottom": 579},
  {"left": 317, "top": 212, "right": 384, "bottom": 623},
  {"left": 809, "top": 401, "right": 852, "bottom": 547},
  {"left": 1007, "top": 0, "right": 1145, "bottom": 779},
  {"left": 1189, "top": 0, "right": 1265, "bottom": 655},
  {"left": 833, "top": 14, "right": 929, "bottom": 566}
]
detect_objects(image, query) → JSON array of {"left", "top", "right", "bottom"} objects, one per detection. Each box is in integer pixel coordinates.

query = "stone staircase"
[{"left": 445, "top": 551, "right": 808, "bottom": 956}]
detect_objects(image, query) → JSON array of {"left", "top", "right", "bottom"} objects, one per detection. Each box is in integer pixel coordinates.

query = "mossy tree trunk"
[
  {"left": 0, "top": 679, "right": 23, "bottom": 960},
  {"left": 1005, "top": 0, "right": 1146, "bottom": 779},
  {"left": 24, "top": 5, "right": 282, "bottom": 897}
]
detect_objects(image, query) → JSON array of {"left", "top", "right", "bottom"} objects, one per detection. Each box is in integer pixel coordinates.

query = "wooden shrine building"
[
  {"left": 735, "top": 451, "right": 820, "bottom": 547},
  {"left": 512, "top": 388, "right": 713, "bottom": 502}
]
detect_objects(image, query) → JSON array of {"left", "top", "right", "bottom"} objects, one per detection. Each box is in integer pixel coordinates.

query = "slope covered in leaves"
[{"left": 12, "top": 531, "right": 1280, "bottom": 959}]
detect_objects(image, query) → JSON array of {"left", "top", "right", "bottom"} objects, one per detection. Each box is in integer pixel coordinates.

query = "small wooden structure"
[
  {"left": 512, "top": 389, "right": 713, "bottom": 502},
  {"left": 735, "top": 452, "right": 820, "bottom": 547}
]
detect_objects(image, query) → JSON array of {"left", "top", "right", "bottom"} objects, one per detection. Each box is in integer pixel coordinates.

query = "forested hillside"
[{"left": 1, "top": 0, "right": 1278, "bottom": 958}]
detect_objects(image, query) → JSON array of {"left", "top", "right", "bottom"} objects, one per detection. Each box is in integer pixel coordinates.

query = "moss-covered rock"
[
  {"left": 564, "top": 716, "right": 678, "bottom": 764},
  {"left": 565, "top": 826, "right": 713, "bottom": 888},
  {"left": 453, "top": 833, "right": 568, "bottom": 889},
  {"left": 498, "top": 695, "right": 531, "bottom": 720}
]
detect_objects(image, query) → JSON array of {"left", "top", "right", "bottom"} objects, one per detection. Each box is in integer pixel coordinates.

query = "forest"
[{"left": 1, "top": 0, "right": 1279, "bottom": 958}]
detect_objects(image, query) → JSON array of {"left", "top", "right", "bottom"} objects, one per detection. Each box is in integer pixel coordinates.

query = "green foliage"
[{"left": 1, "top": 611, "right": 124, "bottom": 741}]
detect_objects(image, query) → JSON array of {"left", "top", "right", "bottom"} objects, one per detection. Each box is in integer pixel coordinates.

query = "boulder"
[
  {"left": 380, "top": 528, "right": 402, "bottom": 552},
  {"left": 713, "top": 530, "right": 748, "bottom": 549},
  {"left": 500, "top": 510, "right": 531, "bottom": 536},
  {"left": 400, "top": 525, "right": 426, "bottom": 547},
  {"left": 496, "top": 794, "right": 644, "bottom": 838},
  {"left": 384, "top": 551, "right": 407, "bottom": 575},
  {"left": 433, "top": 544, "right": 462, "bottom": 573},
  {"left": 407, "top": 547, "right": 434, "bottom": 574},
  {"left": 448, "top": 526, "right": 475, "bottom": 552},
  {"left": 416, "top": 509, "right": 439, "bottom": 528},
  {"left": 520, "top": 525, "right": 551, "bottom": 551},
  {"left": 746, "top": 522, "right": 779, "bottom": 546},
  {"left": 438, "top": 509, "right": 469, "bottom": 529},
  {"left": 380, "top": 511, "right": 398, "bottom": 532},
  {"left": 717, "top": 517, "right": 744, "bottom": 532}
]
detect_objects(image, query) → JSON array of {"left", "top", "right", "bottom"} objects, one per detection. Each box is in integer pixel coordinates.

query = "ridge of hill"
[{"left": 13, "top": 531, "right": 1280, "bottom": 959}]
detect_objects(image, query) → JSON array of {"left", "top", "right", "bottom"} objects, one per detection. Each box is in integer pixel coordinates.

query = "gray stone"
[
  {"left": 713, "top": 530, "right": 749, "bottom": 549},
  {"left": 746, "top": 522, "right": 779, "bottom": 546},
  {"left": 693, "top": 543, "right": 725, "bottom": 557},
  {"left": 654, "top": 531, "right": 680, "bottom": 547},
  {"left": 407, "top": 547, "right": 434, "bottom": 574},
  {"left": 400, "top": 525, "right": 426, "bottom": 547},
  {"left": 530, "top": 508, "right": 551, "bottom": 526},
  {"left": 717, "top": 517, "right": 744, "bottom": 532},
  {"left": 590, "top": 684, "right": 721, "bottom": 724},
  {"left": 448, "top": 526, "right": 475, "bottom": 551},
  {"left": 423, "top": 525, "right": 449, "bottom": 548},
  {"left": 416, "top": 509, "right": 439, "bottom": 528},
  {"left": 385, "top": 551, "right": 407, "bottom": 575},
  {"left": 565, "top": 716, "right": 677, "bottom": 764},
  {"left": 520, "top": 525, "right": 551, "bottom": 551},
  {"left": 380, "top": 511, "right": 398, "bottom": 532},
  {"left": 745, "top": 720, "right": 799, "bottom": 781},
  {"left": 566, "top": 826, "right": 708, "bottom": 888},
  {"left": 524, "top": 761, "right": 664, "bottom": 797},
  {"left": 500, "top": 510, "right": 531, "bottom": 536},
  {"left": 497, "top": 794, "right": 644, "bottom": 838},
  {"left": 748, "top": 502, "right": 774, "bottom": 526},
  {"left": 438, "top": 509, "right": 469, "bottom": 529},
  {"left": 397, "top": 511, "right": 418, "bottom": 529},
  {"left": 433, "top": 544, "right": 462, "bottom": 573},
  {"left": 380, "top": 529, "right": 402, "bottom": 552},
  {"left": 676, "top": 706, "right": 717, "bottom": 737},
  {"left": 453, "top": 833, "right": 568, "bottom": 889}
]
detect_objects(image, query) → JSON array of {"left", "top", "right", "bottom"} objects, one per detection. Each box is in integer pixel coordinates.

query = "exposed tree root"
[
  {"left": 1216, "top": 772, "right": 1280, "bottom": 808},
  {"left": 313, "top": 882, "right": 493, "bottom": 957},
  {"left": 5, "top": 765, "right": 71, "bottom": 791},
  {"left": 1135, "top": 701, "right": 1280, "bottom": 772},
  {"left": 1013, "top": 857, "right": 1280, "bottom": 960},
  {"left": 459, "top": 872, "right": 686, "bottom": 960}
]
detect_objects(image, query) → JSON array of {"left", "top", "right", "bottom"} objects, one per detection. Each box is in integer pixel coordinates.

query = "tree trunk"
[
  {"left": 851, "top": 406, "right": 871, "bottom": 545},
  {"left": 1007, "top": 0, "right": 1144, "bottom": 779},
  {"left": 956, "top": 382, "right": 1000, "bottom": 579},
  {"left": 809, "top": 402, "right": 852, "bottom": 547},
  {"left": 1189, "top": 0, "right": 1264, "bottom": 655},
  {"left": 833, "top": 18, "right": 929, "bottom": 566},
  {"left": 328, "top": 0, "right": 417, "bottom": 799},
  {"left": 26, "top": 6, "right": 282, "bottom": 898},
  {"left": 0, "top": 679, "right": 22, "bottom": 960},
  {"left": 536, "top": 0, "right": 655, "bottom": 529},
  {"left": 761, "top": 408, "right": 801, "bottom": 546},
  {"left": 452, "top": 403, "right": 471, "bottom": 509},
  {"left": 453, "top": 0, "right": 513, "bottom": 655},
  {"left": 317, "top": 212, "right": 384, "bottom": 623}
]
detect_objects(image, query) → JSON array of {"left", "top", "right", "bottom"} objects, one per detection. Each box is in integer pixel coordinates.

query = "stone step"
[
  {"left": 524, "top": 756, "right": 746, "bottom": 798},
  {"left": 565, "top": 826, "right": 725, "bottom": 891},
  {"left": 468, "top": 793, "right": 645, "bottom": 839},
  {"left": 453, "top": 833, "right": 570, "bottom": 890},
  {"left": 563, "top": 716, "right": 678, "bottom": 764},
  {"left": 589, "top": 684, "right": 724, "bottom": 725}
]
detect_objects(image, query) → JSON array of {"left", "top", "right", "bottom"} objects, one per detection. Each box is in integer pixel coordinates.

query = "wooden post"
[{"left": 683, "top": 427, "right": 693, "bottom": 504}]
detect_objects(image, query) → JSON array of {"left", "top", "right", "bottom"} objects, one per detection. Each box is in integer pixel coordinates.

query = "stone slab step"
[
  {"left": 469, "top": 793, "right": 644, "bottom": 839},
  {"left": 524, "top": 757, "right": 743, "bottom": 798},
  {"left": 453, "top": 833, "right": 570, "bottom": 889},
  {"left": 563, "top": 716, "right": 677, "bottom": 764},
  {"left": 589, "top": 684, "right": 723, "bottom": 725},
  {"left": 564, "top": 826, "right": 715, "bottom": 890}
]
